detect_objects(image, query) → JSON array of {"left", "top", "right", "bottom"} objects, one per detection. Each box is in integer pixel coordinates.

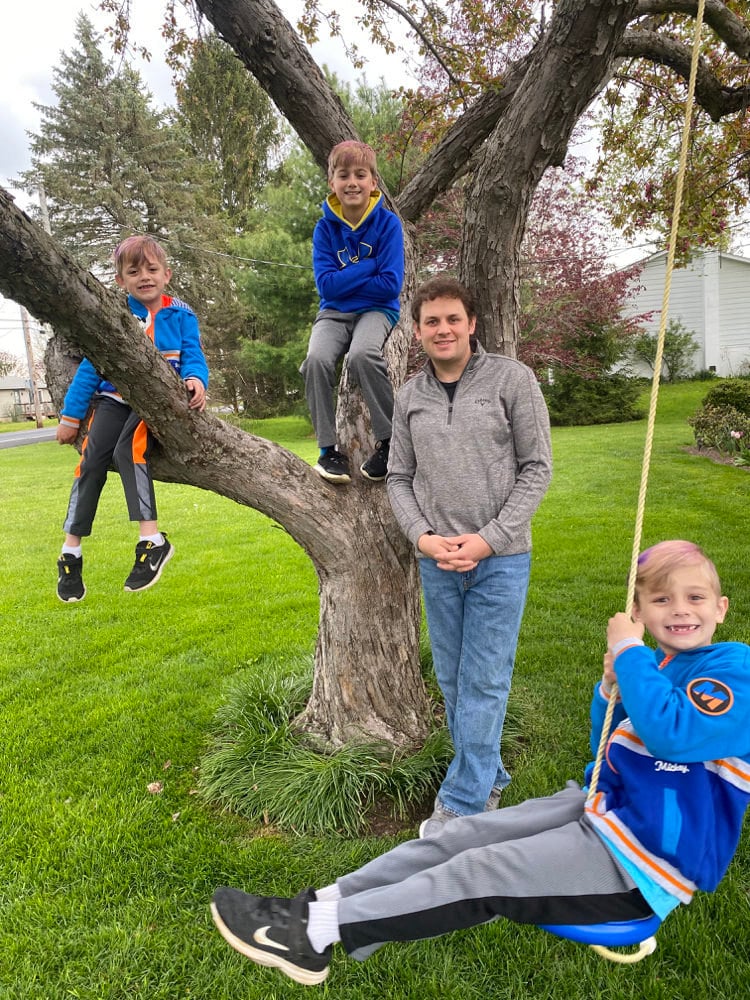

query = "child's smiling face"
[
  {"left": 634, "top": 564, "right": 729, "bottom": 657},
  {"left": 329, "top": 164, "right": 377, "bottom": 223},
  {"left": 116, "top": 253, "right": 172, "bottom": 310}
]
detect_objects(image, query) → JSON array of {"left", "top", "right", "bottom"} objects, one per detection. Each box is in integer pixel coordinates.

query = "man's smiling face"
[{"left": 414, "top": 296, "right": 476, "bottom": 379}]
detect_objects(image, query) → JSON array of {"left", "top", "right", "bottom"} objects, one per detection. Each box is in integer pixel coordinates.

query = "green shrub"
[
  {"left": 630, "top": 318, "right": 700, "bottom": 381},
  {"left": 688, "top": 402, "right": 750, "bottom": 454},
  {"left": 199, "top": 652, "right": 528, "bottom": 835},
  {"left": 697, "top": 378, "right": 750, "bottom": 415},
  {"left": 688, "top": 379, "right": 750, "bottom": 457},
  {"left": 542, "top": 371, "right": 643, "bottom": 426}
]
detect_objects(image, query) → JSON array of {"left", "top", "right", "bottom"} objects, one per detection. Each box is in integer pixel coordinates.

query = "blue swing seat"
[{"left": 538, "top": 912, "right": 662, "bottom": 947}]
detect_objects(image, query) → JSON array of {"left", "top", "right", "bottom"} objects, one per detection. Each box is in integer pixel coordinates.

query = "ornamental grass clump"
[{"left": 198, "top": 652, "right": 526, "bottom": 836}]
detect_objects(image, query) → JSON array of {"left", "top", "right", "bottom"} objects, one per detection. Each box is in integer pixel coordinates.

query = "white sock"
[
  {"left": 306, "top": 900, "right": 341, "bottom": 954},
  {"left": 61, "top": 545, "right": 82, "bottom": 558},
  {"left": 140, "top": 533, "right": 164, "bottom": 546},
  {"left": 314, "top": 883, "right": 341, "bottom": 902}
]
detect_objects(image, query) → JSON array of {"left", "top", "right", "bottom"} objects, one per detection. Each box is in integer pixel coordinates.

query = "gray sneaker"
[
  {"left": 418, "top": 798, "right": 459, "bottom": 838},
  {"left": 484, "top": 787, "right": 502, "bottom": 811}
]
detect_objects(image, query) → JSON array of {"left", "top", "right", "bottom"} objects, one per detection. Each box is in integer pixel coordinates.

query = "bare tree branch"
[
  {"left": 376, "top": 0, "right": 466, "bottom": 92},
  {"left": 636, "top": 0, "right": 750, "bottom": 59}
]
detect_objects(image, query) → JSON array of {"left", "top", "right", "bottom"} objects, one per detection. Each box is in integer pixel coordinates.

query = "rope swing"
[{"left": 540, "top": 0, "right": 707, "bottom": 963}]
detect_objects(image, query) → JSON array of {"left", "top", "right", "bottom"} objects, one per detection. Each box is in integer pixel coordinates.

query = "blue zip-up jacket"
[
  {"left": 60, "top": 294, "right": 209, "bottom": 427},
  {"left": 585, "top": 641, "right": 750, "bottom": 903},
  {"left": 312, "top": 191, "right": 404, "bottom": 317}
]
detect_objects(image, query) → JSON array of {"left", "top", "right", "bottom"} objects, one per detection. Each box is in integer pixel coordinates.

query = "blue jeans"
[{"left": 419, "top": 552, "right": 531, "bottom": 816}]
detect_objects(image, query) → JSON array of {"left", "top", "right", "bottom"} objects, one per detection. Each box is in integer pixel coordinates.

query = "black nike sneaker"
[
  {"left": 123, "top": 534, "right": 174, "bottom": 592},
  {"left": 210, "top": 886, "right": 331, "bottom": 986}
]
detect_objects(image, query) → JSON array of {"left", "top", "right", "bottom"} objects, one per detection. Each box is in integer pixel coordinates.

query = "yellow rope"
[
  {"left": 587, "top": 0, "right": 706, "bottom": 806},
  {"left": 573, "top": 6, "right": 708, "bottom": 966}
]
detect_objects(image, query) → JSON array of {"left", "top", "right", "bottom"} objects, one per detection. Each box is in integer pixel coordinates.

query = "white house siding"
[
  {"left": 625, "top": 250, "right": 750, "bottom": 377},
  {"left": 717, "top": 256, "right": 750, "bottom": 375}
]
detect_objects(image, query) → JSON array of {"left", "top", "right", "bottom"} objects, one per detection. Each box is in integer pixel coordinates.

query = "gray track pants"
[
  {"left": 336, "top": 784, "right": 652, "bottom": 959},
  {"left": 300, "top": 309, "right": 394, "bottom": 448}
]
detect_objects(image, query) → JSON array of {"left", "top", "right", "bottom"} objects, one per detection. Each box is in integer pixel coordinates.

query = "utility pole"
[
  {"left": 21, "top": 306, "right": 44, "bottom": 428},
  {"left": 38, "top": 185, "right": 51, "bottom": 235}
]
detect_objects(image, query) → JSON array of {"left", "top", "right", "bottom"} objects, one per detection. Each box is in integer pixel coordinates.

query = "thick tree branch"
[
  {"left": 395, "top": 51, "right": 537, "bottom": 221},
  {"left": 193, "top": 0, "right": 356, "bottom": 177},
  {"left": 636, "top": 0, "right": 750, "bottom": 59},
  {"left": 0, "top": 185, "right": 372, "bottom": 570},
  {"left": 619, "top": 28, "right": 750, "bottom": 119}
]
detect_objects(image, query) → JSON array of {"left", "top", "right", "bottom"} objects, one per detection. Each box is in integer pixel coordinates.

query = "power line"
[{"left": 178, "top": 241, "right": 312, "bottom": 271}]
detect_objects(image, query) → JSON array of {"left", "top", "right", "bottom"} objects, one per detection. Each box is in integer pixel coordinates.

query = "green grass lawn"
[
  {"left": 1, "top": 384, "right": 749, "bottom": 999},
  {"left": 0, "top": 417, "right": 57, "bottom": 432}
]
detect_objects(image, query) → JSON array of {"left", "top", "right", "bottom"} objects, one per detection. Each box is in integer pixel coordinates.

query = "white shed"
[{"left": 625, "top": 249, "right": 750, "bottom": 377}]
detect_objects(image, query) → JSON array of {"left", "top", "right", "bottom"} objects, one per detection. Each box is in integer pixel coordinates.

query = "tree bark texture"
[
  {"left": 194, "top": 0, "right": 362, "bottom": 179},
  {"left": 461, "top": 0, "right": 640, "bottom": 353}
]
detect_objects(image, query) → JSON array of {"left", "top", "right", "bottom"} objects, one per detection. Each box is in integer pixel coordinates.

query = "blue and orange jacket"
[
  {"left": 60, "top": 294, "right": 209, "bottom": 428},
  {"left": 585, "top": 641, "right": 750, "bottom": 903},
  {"left": 312, "top": 190, "right": 404, "bottom": 318}
]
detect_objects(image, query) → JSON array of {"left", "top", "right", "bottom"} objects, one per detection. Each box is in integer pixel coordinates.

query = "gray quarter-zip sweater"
[{"left": 386, "top": 345, "right": 552, "bottom": 555}]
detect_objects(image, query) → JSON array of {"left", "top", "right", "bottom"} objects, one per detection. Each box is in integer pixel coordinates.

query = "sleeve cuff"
[{"left": 611, "top": 638, "right": 645, "bottom": 658}]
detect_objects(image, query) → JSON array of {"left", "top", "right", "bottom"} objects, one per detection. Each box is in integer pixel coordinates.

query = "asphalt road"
[{"left": 0, "top": 427, "right": 58, "bottom": 449}]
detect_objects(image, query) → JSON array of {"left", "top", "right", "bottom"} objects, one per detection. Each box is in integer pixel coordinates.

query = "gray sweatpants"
[
  {"left": 336, "top": 784, "right": 651, "bottom": 959},
  {"left": 300, "top": 309, "right": 394, "bottom": 448}
]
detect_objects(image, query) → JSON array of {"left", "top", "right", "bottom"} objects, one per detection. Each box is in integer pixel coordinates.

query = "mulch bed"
[{"left": 685, "top": 445, "right": 748, "bottom": 470}]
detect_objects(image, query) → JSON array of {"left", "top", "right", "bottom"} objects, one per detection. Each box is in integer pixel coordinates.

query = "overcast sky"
[
  {"left": 0, "top": 2, "right": 173, "bottom": 358},
  {"left": 0, "top": 0, "right": 413, "bottom": 358}
]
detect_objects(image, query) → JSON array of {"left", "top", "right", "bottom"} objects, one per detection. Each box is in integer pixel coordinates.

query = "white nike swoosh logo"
[{"left": 253, "top": 926, "right": 288, "bottom": 951}]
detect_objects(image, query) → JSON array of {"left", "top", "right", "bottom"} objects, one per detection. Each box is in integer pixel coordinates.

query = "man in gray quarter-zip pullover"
[{"left": 387, "top": 276, "right": 552, "bottom": 836}]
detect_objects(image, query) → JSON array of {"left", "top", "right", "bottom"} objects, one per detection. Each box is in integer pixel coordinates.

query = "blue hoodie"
[
  {"left": 585, "top": 641, "right": 750, "bottom": 903},
  {"left": 60, "top": 294, "right": 209, "bottom": 427},
  {"left": 312, "top": 191, "right": 404, "bottom": 318}
]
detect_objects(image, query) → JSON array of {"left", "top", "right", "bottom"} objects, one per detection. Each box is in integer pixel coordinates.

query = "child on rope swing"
[{"left": 210, "top": 539, "right": 750, "bottom": 986}]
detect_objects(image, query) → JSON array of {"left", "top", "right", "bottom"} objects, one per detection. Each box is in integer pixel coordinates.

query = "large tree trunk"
[
  {"left": 0, "top": 187, "right": 430, "bottom": 751},
  {"left": 461, "top": 0, "right": 640, "bottom": 353}
]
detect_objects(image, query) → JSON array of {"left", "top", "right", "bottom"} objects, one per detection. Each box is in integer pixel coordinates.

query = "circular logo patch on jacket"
[{"left": 687, "top": 677, "right": 733, "bottom": 716}]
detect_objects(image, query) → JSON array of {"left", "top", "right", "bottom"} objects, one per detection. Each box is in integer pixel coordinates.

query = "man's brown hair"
[{"left": 411, "top": 277, "right": 477, "bottom": 324}]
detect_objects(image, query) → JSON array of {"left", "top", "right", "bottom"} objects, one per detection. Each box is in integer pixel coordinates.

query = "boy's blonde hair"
[
  {"left": 327, "top": 141, "right": 378, "bottom": 181},
  {"left": 635, "top": 540, "right": 722, "bottom": 601},
  {"left": 113, "top": 235, "right": 169, "bottom": 278}
]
